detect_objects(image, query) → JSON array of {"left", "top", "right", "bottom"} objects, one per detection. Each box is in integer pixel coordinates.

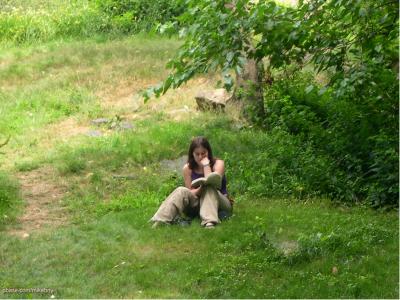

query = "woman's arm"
[
  {"left": 201, "top": 158, "right": 225, "bottom": 178},
  {"left": 183, "top": 164, "right": 192, "bottom": 189},
  {"left": 183, "top": 164, "right": 201, "bottom": 196},
  {"left": 212, "top": 159, "right": 225, "bottom": 177}
]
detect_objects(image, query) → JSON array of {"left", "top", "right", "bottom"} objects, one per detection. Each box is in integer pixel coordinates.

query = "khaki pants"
[{"left": 150, "top": 186, "right": 232, "bottom": 226}]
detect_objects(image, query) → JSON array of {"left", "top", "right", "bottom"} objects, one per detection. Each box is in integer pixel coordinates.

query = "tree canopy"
[{"left": 146, "top": 0, "right": 397, "bottom": 97}]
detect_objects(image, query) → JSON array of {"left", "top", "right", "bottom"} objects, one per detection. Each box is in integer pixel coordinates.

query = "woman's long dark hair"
[{"left": 187, "top": 136, "right": 216, "bottom": 170}]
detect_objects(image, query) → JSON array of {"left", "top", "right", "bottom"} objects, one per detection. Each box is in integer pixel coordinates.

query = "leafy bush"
[
  {"left": 264, "top": 68, "right": 398, "bottom": 207},
  {"left": 93, "top": 0, "right": 184, "bottom": 33},
  {"left": 218, "top": 126, "right": 336, "bottom": 200}
]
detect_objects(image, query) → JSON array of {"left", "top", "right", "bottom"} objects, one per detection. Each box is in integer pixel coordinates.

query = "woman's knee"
[
  {"left": 174, "top": 186, "right": 191, "bottom": 194},
  {"left": 202, "top": 185, "right": 219, "bottom": 194},
  {"left": 169, "top": 187, "right": 192, "bottom": 201}
]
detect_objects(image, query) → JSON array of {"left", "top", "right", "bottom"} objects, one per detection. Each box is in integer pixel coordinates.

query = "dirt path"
[
  {"left": 7, "top": 166, "right": 69, "bottom": 238},
  {"left": 5, "top": 76, "right": 216, "bottom": 238}
]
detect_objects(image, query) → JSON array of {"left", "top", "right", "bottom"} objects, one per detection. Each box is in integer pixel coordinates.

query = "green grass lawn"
[
  {"left": 1, "top": 197, "right": 398, "bottom": 298},
  {"left": 0, "top": 27, "right": 398, "bottom": 299}
]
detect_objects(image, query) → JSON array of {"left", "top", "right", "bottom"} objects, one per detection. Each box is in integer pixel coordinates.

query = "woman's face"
[{"left": 193, "top": 146, "right": 208, "bottom": 166}]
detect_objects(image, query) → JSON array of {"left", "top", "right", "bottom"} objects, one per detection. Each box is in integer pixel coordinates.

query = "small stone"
[
  {"left": 91, "top": 118, "right": 109, "bottom": 125},
  {"left": 22, "top": 233, "right": 30, "bottom": 239},
  {"left": 160, "top": 155, "right": 187, "bottom": 173},
  {"left": 234, "top": 123, "right": 245, "bottom": 130},
  {"left": 86, "top": 130, "right": 102, "bottom": 137},
  {"left": 112, "top": 175, "right": 136, "bottom": 180},
  {"left": 278, "top": 240, "right": 299, "bottom": 256},
  {"left": 120, "top": 122, "right": 134, "bottom": 130}
]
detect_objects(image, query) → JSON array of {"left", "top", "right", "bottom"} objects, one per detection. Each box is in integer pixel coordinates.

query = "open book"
[{"left": 191, "top": 172, "right": 222, "bottom": 189}]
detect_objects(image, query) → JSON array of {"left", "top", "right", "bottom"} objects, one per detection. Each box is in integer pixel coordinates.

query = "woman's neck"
[{"left": 193, "top": 166, "right": 203, "bottom": 174}]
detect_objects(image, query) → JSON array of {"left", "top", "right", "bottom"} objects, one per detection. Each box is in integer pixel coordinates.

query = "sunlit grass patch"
[
  {"left": 14, "top": 159, "right": 41, "bottom": 172},
  {"left": 0, "top": 35, "right": 180, "bottom": 90},
  {"left": 0, "top": 196, "right": 397, "bottom": 298},
  {"left": 0, "top": 35, "right": 182, "bottom": 170}
]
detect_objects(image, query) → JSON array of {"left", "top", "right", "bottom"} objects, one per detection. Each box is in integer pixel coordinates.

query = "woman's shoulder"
[
  {"left": 213, "top": 159, "right": 225, "bottom": 174},
  {"left": 214, "top": 158, "right": 225, "bottom": 165},
  {"left": 182, "top": 163, "right": 191, "bottom": 173}
]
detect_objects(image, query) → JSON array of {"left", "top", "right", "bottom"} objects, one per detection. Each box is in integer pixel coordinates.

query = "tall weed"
[{"left": 93, "top": 0, "right": 184, "bottom": 33}]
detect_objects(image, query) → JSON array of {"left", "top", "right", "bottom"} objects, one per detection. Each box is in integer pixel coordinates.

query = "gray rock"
[
  {"left": 195, "top": 89, "right": 232, "bottom": 112},
  {"left": 86, "top": 130, "right": 103, "bottom": 137},
  {"left": 91, "top": 118, "right": 110, "bottom": 125},
  {"left": 119, "top": 122, "right": 135, "bottom": 130},
  {"left": 112, "top": 175, "right": 136, "bottom": 180},
  {"left": 160, "top": 155, "right": 187, "bottom": 173},
  {"left": 276, "top": 240, "right": 299, "bottom": 256}
]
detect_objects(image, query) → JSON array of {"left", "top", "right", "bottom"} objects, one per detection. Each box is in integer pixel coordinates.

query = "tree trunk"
[
  {"left": 223, "top": 1, "right": 266, "bottom": 122},
  {"left": 232, "top": 57, "right": 265, "bottom": 122}
]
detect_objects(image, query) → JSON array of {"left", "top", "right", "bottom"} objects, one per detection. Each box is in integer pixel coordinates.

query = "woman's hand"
[
  {"left": 200, "top": 157, "right": 210, "bottom": 167},
  {"left": 201, "top": 157, "right": 211, "bottom": 177}
]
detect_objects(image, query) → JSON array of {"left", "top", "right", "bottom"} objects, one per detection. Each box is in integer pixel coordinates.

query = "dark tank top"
[{"left": 191, "top": 171, "right": 228, "bottom": 195}]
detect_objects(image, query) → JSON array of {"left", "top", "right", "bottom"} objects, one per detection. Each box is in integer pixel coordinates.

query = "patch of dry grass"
[{"left": 0, "top": 36, "right": 200, "bottom": 170}]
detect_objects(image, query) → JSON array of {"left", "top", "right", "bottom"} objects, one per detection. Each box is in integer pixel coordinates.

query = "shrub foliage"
[{"left": 93, "top": 0, "right": 184, "bottom": 33}]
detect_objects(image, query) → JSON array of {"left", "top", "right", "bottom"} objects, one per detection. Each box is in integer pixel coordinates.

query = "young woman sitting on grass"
[{"left": 150, "top": 136, "right": 233, "bottom": 229}]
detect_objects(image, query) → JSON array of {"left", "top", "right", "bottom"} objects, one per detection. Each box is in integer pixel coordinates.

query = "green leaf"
[
  {"left": 305, "top": 85, "right": 314, "bottom": 94},
  {"left": 179, "top": 27, "right": 188, "bottom": 38},
  {"left": 318, "top": 86, "right": 327, "bottom": 95},
  {"left": 223, "top": 73, "right": 234, "bottom": 91},
  {"left": 142, "top": 88, "right": 154, "bottom": 103},
  {"left": 266, "top": 19, "right": 274, "bottom": 31},
  {"left": 359, "top": 7, "right": 367, "bottom": 17},
  {"left": 374, "top": 44, "right": 382, "bottom": 53},
  {"left": 162, "top": 76, "right": 174, "bottom": 94},
  {"left": 227, "top": 51, "right": 235, "bottom": 63},
  {"left": 235, "top": 64, "right": 243, "bottom": 75}
]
